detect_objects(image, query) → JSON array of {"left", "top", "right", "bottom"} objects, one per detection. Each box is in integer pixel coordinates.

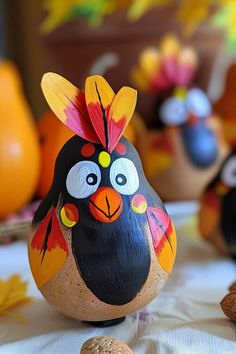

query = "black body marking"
[
  {"left": 95, "top": 82, "right": 109, "bottom": 149},
  {"left": 205, "top": 150, "right": 236, "bottom": 258},
  {"left": 221, "top": 189, "right": 236, "bottom": 256},
  {"left": 72, "top": 198, "right": 151, "bottom": 305},
  {"left": 40, "top": 216, "right": 52, "bottom": 263}
]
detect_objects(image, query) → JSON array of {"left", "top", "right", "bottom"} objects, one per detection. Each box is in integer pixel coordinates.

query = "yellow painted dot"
[
  {"left": 174, "top": 87, "right": 187, "bottom": 100},
  {"left": 98, "top": 151, "right": 111, "bottom": 168},
  {"left": 131, "top": 194, "right": 147, "bottom": 214},
  {"left": 132, "top": 202, "right": 147, "bottom": 214},
  {"left": 60, "top": 207, "right": 76, "bottom": 228}
]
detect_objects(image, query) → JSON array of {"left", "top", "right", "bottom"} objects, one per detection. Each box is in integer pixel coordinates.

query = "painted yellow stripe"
[
  {"left": 41, "top": 72, "right": 78, "bottom": 124},
  {"left": 158, "top": 225, "right": 177, "bottom": 273},
  {"left": 29, "top": 246, "right": 68, "bottom": 289}
]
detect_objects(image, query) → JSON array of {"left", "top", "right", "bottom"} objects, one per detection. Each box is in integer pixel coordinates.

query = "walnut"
[
  {"left": 221, "top": 291, "right": 236, "bottom": 321},
  {"left": 80, "top": 336, "right": 133, "bottom": 354}
]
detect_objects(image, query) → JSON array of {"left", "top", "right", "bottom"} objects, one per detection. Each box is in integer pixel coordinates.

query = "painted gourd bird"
[
  {"left": 136, "top": 87, "right": 227, "bottom": 201},
  {"left": 160, "top": 87, "right": 218, "bottom": 168},
  {"left": 132, "top": 35, "right": 227, "bottom": 200},
  {"left": 28, "top": 73, "right": 177, "bottom": 325},
  {"left": 199, "top": 148, "right": 236, "bottom": 258},
  {"left": 199, "top": 62, "right": 236, "bottom": 257}
]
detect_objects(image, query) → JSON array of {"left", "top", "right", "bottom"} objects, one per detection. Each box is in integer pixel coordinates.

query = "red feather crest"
[{"left": 41, "top": 73, "right": 137, "bottom": 152}]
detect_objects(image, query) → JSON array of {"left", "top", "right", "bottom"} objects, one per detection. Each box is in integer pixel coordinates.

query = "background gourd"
[{"left": 0, "top": 60, "right": 40, "bottom": 219}]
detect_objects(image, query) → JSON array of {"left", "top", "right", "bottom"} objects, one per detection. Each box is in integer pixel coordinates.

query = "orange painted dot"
[
  {"left": 115, "top": 142, "right": 126, "bottom": 155},
  {"left": 81, "top": 143, "right": 95, "bottom": 157}
]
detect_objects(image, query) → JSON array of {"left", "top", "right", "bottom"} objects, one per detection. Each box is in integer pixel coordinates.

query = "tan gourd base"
[{"left": 29, "top": 223, "right": 168, "bottom": 322}]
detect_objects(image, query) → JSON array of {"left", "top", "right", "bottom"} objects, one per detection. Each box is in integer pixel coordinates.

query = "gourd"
[
  {"left": 28, "top": 73, "right": 177, "bottom": 325},
  {"left": 0, "top": 60, "right": 40, "bottom": 218}
]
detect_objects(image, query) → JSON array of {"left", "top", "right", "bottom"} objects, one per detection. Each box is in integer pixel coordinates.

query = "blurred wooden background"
[
  {"left": 4, "top": 1, "right": 225, "bottom": 124},
  {"left": 6, "top": 0, "right": 56, "bottom": 119}
]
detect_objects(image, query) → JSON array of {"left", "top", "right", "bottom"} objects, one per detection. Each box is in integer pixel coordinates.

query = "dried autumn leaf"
[
  {"left": 128, "top": 0, "right": 171, "bottom": 21},
  {"left": 212, "top": 1, "right": 236, "bottom": 52},
  {"left": 176, "top": 0, "right": 212, "bottom": 36},
  {"left": 0, "top": 275, "right": 32, "bottom": 319}
]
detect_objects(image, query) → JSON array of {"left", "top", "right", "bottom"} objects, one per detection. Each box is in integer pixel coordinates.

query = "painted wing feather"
[
  {"left": 147, "top": 206, "right": 177, "bottom": 273},
  {"left": 29, "top": 208, "right": 69, "bottom": 288},
  {"left": 85, "top": 75, "right": 115, "bottom": 148}
]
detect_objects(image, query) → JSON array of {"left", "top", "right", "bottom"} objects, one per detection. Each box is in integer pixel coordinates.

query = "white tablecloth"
[{"left": 0, "top": 202, "right": 236, "bottom": 354}]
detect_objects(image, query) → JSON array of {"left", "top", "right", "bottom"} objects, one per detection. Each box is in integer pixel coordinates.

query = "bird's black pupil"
[
  {"left": 116, "top": 174, "right": 127, "bottom": 186},
  {"left": 86, "top": 173, "right": 97, "bottom": 185}
]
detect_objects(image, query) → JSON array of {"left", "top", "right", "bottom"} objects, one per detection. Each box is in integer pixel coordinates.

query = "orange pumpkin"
[
  {"left": 0, "top": 60, "right": 40, "bottom": 219},
  {"left": 37, "top": 111, "right": 74, "bottom": 197}
]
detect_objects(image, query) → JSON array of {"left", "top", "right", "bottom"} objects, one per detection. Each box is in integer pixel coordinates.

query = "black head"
[{"left": 34, "top": 135, "right": 162, "bottom": 226}]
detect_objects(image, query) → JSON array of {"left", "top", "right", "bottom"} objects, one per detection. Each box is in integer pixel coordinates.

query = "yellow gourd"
[{"left": 0, "top": 60, "right": 40, "bottom": 219}]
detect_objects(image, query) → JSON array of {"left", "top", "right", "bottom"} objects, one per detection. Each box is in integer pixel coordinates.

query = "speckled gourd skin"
[
  {"left": 28, "top": 135, "right": 174, "bottom": 322},
  {"left": 29, "top": 223, "right": 167, "bottom": 321}
]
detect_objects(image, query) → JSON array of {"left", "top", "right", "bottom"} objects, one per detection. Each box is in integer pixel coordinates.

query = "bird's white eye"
[
  {"left": 160, "top": 97, "right": 188, "bottom": 125},
  {"left": 66, "top": 161, "right": 101, "bottom": 199},
  {"left": 186, "top": 88, "right": 212, "bottom": 118},
  {"left": 110, "top": 158, "right": 139, "bottom": 195},
  {"left": 221, "top": 156, "right": 236, "bottom": 187}
]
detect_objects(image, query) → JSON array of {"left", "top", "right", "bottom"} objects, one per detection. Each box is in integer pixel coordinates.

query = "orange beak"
[
  {"left": 188, "top": 112, "right": 198, "bottom": 125},
  {"left": 89, "top": 187, "right": 123, "bottom": 223}
]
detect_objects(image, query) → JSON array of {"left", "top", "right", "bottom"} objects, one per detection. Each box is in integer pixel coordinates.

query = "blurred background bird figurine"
[
  {"left": 160, "top": 87, "right": 218, "bottom": 168},
  {"left": 199, "top": 140, "right": 236, "bottom": 258},
  {"left": 131, "top": 35, "right": 228, "bottom": 201},
  {"left": 199, "top": 65, "right": 236, "bottom": 258},
  {"left": 28, "top": 74, "right": 177, "bottom": 326}
]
